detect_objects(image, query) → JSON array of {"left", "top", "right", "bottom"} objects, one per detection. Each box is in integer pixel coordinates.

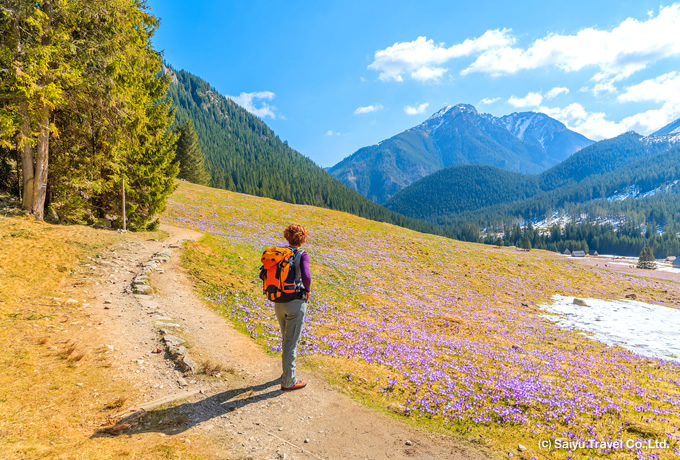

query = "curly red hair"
[{"left": 283, "top": 223, "right": 308, "bottom": 247}]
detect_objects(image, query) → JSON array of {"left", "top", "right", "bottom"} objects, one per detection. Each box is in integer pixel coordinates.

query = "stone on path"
[
  {"left": 180, "top": 356, "right": 197, "bottom": 373},
  {"left": 135, "top": 285, "right": 152, "bottom": 295},
  {"left": 163, "top": 335, "right": 186, "bottom": 347},
  {"left": 168, "top": 345, "right": 187, "bottom": 359}
]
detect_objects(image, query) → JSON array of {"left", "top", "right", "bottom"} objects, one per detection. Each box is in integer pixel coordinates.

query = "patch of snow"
[
  {"left": 641, "top": 132, "right": 680, "bottom": 145},
  {"left": 430, "top": 105, "right": 454, "bottom": 119},
  {"left": 515, "top": 117, "right": 532, "bottom": 140},
  {"left": 540, "top": 295, "right": 680, "bottom": 363},
  {"left": 607, "top": 181, "right": 678, "bottom": 202},
  {"left": 658, "top": 266, "right": 680, "bottom": 273},
  {"left": 429, "top": 116, "right": 447, "bottom": 135}
]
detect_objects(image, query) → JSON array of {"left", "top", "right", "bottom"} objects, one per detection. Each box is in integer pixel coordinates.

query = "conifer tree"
[
  {"left": 0, "top": 0, "right": 81, "bottom": 218},
  {"left": 1, "top": 0, "right": 178, "bottom": 229},
  {"left": 173, "top": 120, "right": 210, "bottom": 185},
  {"left": 637, "top": 246, "right": 656, "bottom": 269},
  {"left": 521, "top": 234, "right": 532, "bottom": 251}
]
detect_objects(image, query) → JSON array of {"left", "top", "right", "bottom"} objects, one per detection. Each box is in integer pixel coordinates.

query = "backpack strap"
[{"left": 290, "top": 247, "right": 305, "bottom": 291}]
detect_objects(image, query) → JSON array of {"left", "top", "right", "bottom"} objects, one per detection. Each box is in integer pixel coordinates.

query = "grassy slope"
[
  {"left": 165, "top": 182, "right": 680, "bottom": 459},
  {"left": 0, "top": 217, "right": 211, "bottom": 458}
]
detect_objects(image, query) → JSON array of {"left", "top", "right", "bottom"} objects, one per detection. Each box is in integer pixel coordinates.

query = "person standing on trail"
[{"left": 260, "top": 223, "right": 312, "bottom": 391}]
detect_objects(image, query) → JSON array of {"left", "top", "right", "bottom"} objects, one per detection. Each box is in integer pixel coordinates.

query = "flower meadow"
[{"left": 164, "top": 183, "right": 680, "bottom": 459}]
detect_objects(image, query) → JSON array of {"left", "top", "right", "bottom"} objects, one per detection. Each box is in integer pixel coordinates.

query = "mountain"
[
  {"left": 652, "top": 116, "right": 680, "bottom": 136},
  {"left": 385, "top": 132, "right": 679, "bottom": 226},
  {"left": 497, "top": 112, "right": 594, "bottom": 164},
  {"left": 384, "top": 165, "right": 540, "bottom": 221},
  {"left": 163, "top": 66, "right": 439, "bottom": 235},
  {"left": 328, "top": 104, "right": 593, "bottom": 204}
]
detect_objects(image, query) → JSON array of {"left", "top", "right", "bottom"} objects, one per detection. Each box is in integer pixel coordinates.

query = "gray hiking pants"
[{"left": 274, "top": 299, "right": 307, "bottom": 388}]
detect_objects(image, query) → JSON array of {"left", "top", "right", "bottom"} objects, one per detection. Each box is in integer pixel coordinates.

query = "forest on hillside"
[
  {"left": 0, "top": 0, "right": 188, "bottom": 230},
  {"left": 383, "top": 130, "right": 680, "bottom": 255},
  {"left": 493, "top": 219, "right": 680, "bottom": 258},
  {"left": 165, "top": 67, "right": 453, "bottom": 237}
]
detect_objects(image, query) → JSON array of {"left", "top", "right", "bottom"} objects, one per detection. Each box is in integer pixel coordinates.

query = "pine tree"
[
  {"left": 1, "top": 0, "right": 178, "bottom": 229},
  {"left": 521, "top": 234, "right": 532, "bottom": 251},
  {"left": 0, "top": 0, "right": 82, "bottom": 219},
  {"left": 637, "top": 246, "right": 656, "bottom": 269},
  {"left": 173, "top": 120, "right": 210, "bottom": 185}
]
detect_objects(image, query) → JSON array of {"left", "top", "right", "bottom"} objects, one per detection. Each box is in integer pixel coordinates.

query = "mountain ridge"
[
  {"left": 328, "top": 104, "right": 593, "bottom": 203},
  {"left": 652, "top": 117, "right": 680, "bottom": 136},
  {"left": 385, "top": 133, "right": 680, "bottom": 228}
]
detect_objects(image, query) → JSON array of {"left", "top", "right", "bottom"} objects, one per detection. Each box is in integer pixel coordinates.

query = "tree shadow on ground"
[{"left": 93, "top": 378, "right": 283, "bottom": 437}]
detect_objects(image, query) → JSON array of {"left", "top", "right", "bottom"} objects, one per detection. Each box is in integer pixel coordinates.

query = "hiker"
[{"left": 260, "top": 224, "right": 311, "bottom": 391}]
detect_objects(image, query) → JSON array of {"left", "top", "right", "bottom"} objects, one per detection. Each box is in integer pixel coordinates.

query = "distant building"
[
  {"left": 572, "top": 250, "right": 586, "bottom": 257},
  {"left": 562, "top": 249, "right": 571, "bottom": 256},
  {"left": 674, "top": 258, "right": 680, "bottom": 268},
  {"left": 666, "top": 256, "right": 676, "bottom": 263},
  {"left": 590, "top": 251, "right": 599, "bottom": 256}
]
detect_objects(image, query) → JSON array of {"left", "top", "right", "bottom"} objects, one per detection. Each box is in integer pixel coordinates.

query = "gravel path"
[{"left": 81, "top": 224, "right": 492, "bottom": 459}]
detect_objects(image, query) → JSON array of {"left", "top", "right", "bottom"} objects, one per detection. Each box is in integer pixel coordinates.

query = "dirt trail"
[{"left": 84, "top": 224, "right": 493, "bottom": 459}]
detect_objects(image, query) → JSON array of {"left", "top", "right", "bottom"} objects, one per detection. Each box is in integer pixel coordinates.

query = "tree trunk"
[
  {"left": 15, "top": 147, "right": 22, "bottom": 200},
  {"left": 31, "top": 104, "right": 50, "bottom": 220},
  {"left": 20, "top": 104, "right": 35, "bottom": 211}
]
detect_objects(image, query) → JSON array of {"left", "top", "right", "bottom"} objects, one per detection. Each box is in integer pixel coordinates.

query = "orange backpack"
[{"left": 260, "top": 247, "right": 304, "bottom": 302}]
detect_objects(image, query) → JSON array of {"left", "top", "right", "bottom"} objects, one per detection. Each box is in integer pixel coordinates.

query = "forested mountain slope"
[
  {"left": 386, "top": 134, "right": 680, "bottom": 227},
  {"left": 164, "top": 66, "right": 438, "bottom": 234}
]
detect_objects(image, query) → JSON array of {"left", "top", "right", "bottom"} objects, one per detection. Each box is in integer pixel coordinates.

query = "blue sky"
[{"left": 147, "top": 0, "right": 680, "bottom": 167}]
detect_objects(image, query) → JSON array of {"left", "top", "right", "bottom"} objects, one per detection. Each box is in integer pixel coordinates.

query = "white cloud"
[
  {"left": 354, "top": 104, "right": 383, "bottom": 114},
  {"left": 615, "top": 72, "right": 680, "bottom": 134},
  {"left": 326, "top": 130, "right": 343, "bottom": 136},
  {"left": 479, "top": 97, "right": 500, "bottom": 105},
  {"left": 404, "top": 103, "right": 430, "bottom": 115},
  {"left": 538, "top": 99, "right": 680, "bottom": 140},
  {"left": 618, "top": 72, "right": 680, "bottom": 104},
  {"left": 621, "top": 103, "right": 680, "bottom": 134},
  {"left": 539, "top": 103, "right": 622, "bottom": 139},
  {"left": 508, "top": 91, "right": 543, "bottom": 108},
  {"left": 411, "top": 67, "right": 448, "bottom": 82},
  {"left": 545, "top": 87, "right": 569, "bottom": 99},
  {"left": 506, "top": 87, "right": 569, "bottom": 110},
  {"left": 228, "top": 91, "right": 277, "bottom": 119},
  {"left": 461, "top": 5, "right": 680, "bottom": 86},
  {"left": 368, "top": 30, "right": 514, "bottom": 82}
]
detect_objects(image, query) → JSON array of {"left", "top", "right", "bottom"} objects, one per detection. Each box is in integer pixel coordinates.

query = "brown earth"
[{"left": 78, "top": 224, "right": 494, "bottom": 459}]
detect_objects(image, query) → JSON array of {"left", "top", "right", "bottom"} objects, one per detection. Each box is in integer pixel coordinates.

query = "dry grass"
[
  {"left": 104, "top": 396, "right": 127, "bottom": 410},
  {"left": 199, "top": 358, "right": 236, "bottom": 377},
  {"left": 0, "top": 216, "right": 215, "bottom": 458}
]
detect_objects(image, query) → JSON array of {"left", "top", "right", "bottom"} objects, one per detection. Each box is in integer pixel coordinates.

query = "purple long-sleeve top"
[{"left": 299, "top": 251, "right": 311, "bottom": 292}]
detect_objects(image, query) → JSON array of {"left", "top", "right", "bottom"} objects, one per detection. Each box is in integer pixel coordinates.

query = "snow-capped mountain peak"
[{"left": 652, "top": 116, "right": 680, "bottom": 136}]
